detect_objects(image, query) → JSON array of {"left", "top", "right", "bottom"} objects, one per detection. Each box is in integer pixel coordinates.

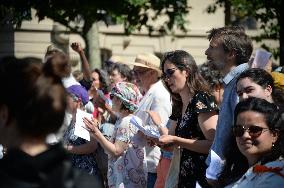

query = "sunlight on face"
[
  {"left": 236, "top": 77, "right": 272, "bottom": 101},
  {"left": 235, "top": 111, "right": 278, "bottom": 164}
]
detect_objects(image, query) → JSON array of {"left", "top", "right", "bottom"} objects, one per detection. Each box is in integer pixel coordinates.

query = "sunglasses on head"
[
  {"left": 232, "top": 125, "right": 269, "bottom": 138},
  {"left": 162, "top": 68, "right": 178, "bottom": 79}
]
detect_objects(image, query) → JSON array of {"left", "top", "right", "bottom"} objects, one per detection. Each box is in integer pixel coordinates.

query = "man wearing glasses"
[{"left": 130, "top": 53, "right": 172, "bottom": 188}]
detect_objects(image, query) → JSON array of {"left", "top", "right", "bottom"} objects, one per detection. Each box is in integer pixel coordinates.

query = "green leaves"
[
  {"left": 0, "top": 0, "right": 188, "bottom": 36},
  {"left": 207, "top": 0, "right": 282, "bottom": 60}
]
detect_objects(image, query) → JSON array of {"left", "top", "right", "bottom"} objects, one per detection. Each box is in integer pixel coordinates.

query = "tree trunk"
[
  {"left": 280, "top": 4, "right": 284, "bottom": 66},
  {"left": 224, "top": 0, "right": 231, "bottom": 26},
  {"left": 83, "top": 22, "right": 101, "bottom": 69}
]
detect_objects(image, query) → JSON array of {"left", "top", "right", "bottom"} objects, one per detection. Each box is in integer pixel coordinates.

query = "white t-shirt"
[{"left": 135, "top": 80, "right": 172, "bottom": 173}]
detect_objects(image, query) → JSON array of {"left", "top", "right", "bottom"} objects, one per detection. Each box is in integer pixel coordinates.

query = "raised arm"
[{"left": 71, "top": 42, "right": 92, "bottom": 81}]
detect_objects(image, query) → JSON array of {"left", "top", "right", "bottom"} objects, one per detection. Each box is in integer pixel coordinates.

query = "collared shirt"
[
  {"left": 135, "top": 80, "right": 172, "bottom": 173},
  {"left": 206, "top": 63, "right": 249, "bottom": 180},
  {"left": 226, "top": 160, "right": 284, "bottom": 188}
]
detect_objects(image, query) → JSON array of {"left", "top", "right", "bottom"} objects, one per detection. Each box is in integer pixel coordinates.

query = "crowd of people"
[{"left": 0, "top": 25, "right": 284, "bottom": 188}]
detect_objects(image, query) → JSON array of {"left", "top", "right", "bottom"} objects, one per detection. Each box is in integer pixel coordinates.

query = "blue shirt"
[
  {"left": 206, "top": 63, "right": 249, "bottom": 179},
  {"left": 226, "top": 159, "right": 284, "bottom": 188}
]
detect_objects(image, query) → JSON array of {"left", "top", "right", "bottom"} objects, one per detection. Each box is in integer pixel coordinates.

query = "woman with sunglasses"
[
  {"left": 218, "top": 97, "right": 284, "bottom": 187},
  {"left": 159, "top": 50, "right": 219, "bottom": 188}
]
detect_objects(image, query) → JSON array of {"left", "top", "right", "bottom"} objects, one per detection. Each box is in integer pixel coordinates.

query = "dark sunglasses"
[
  {"left": 232, "top": 125, "right": 269, "bottom": 138},
  {"left": 110, "top": 94, "right": 115, "bottom": 100},
  {"left": 162, "top": 68, "right": 178, "bottom": 79},
  {"left": 134, "top": 69, "right": 149, "bottom": 76}
]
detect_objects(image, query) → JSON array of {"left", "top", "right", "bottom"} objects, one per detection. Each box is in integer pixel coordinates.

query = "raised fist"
[{"left": 71, "top": 42, "right": 83, "bottom": 53}]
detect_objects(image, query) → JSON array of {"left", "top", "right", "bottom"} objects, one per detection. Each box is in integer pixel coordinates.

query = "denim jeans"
[{"left": 147, "top": 172, "right": 157, "bottom": 188}]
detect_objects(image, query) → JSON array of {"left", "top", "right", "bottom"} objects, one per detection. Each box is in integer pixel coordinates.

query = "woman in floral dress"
[
  {"left": 63, "top": 85, "right": 104, "bottom": 187},
  {"left": 159, "top": 50, "right": 219, "bottom": 187},
  {"left": 84, "top": 82, "right": 147, "bottom": 188}
]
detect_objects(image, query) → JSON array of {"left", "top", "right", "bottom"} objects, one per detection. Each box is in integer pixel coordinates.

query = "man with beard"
[{"left": 204, "top": 26, "right": 253, "bottom": 185}]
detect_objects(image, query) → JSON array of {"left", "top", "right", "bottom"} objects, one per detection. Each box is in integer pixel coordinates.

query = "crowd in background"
[{"left": 0, "top": 26, "right": 284, "bottom": 188}]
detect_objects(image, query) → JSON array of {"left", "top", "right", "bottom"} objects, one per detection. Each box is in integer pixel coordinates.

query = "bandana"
[{"left": 111, "top": 82, "right": 142, "bottom": 112}]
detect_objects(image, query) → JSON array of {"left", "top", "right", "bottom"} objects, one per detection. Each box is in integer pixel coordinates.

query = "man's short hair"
[{"left": 207, "top": 26, "right": 253, "bottom": 65}]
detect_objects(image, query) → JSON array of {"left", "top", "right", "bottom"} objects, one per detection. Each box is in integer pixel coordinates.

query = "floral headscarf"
[{"left": 111, "top": 82, "right": 142, "bottom": 112}]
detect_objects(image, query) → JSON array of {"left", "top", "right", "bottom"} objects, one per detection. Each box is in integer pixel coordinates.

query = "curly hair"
[{"left": 199, "top": 61, "right": 223, "bottom": 89}]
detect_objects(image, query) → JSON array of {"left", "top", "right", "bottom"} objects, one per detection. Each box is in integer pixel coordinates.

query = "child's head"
[{"left": 110, "top": 82, "right": 142, "bottom": 113}]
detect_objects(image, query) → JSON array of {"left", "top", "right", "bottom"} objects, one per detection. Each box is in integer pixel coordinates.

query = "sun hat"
[
  {"left": 111, "top": 82, "right": 142, "bottom": 112},
  {"left": 130, "top": 53, "right": 161, "bottom": 73},
  {"left": 66, "top": 84, "right": 89, "bottom": 105}
]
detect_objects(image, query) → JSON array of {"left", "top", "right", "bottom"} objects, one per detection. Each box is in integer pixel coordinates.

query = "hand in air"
[{"left": 71, "top": 42, "right": 83, "bottom": 53}]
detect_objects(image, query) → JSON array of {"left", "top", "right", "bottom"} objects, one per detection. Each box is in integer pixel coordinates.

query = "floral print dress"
[
  {"left": 175, "top": 91, "right": 218, "bottom": 188},
  {"left": 63, "top": 120, "right": 100, "bottom": 176},
  {"left": 107, "top": 115, "right": 147, "bottom": 188}
]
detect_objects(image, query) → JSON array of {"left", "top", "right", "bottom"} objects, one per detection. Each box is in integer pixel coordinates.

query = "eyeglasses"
[
  {"left": 134, "top": 69, "right": 149, "bottom": 76},
  {"left": 110, "top": 94, "right": 115, "bottom": 100},
  {"left": 162, "top": 68, "right": 178, "bottom": 79},
  {"left": 232, "top": 125, "right": 269, "bottom": 138},
  {"left": 69, "top": 93, "right": 80, "bottom": 102}
]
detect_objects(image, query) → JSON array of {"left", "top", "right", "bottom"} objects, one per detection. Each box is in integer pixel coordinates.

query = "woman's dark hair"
[
  {"left": 111, "top": 63, "right": 133, "bottom": 82},
  {"left": 234, "top": 97, "right": 280, "bottom": 135},
  {"left": 275, "top": 113, "right": 284, "bottom": 155},
  {"left": 237, "top": 68, "right": 274, "bottom": 92},
  {"left": 218, "top": 97, "right": 281, "bottom": 186},
  {"left": 161, "top": 50, "right": 211, "bottom": 95},
  {"left": 236, "top": 68, "right": 284, "bottom": 106},
  {"left": 199, "top": 61, "right": 223, "bottom": 89},
  {"left": 119, "top": 103, "right": 134, "bottom": 113},
  {"left": 0, "top": 56, "right": 67, "bottom": 139},
  {"left": 217, "top": 136, "right": 248, "bottom": 187},
  {"left": 93, "top": 68, "right": 111, "bottom": 94}
]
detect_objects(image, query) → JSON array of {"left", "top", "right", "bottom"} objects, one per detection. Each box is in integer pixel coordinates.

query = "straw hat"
[{"left": 130, "top": 53, "right": 161, "bottom": 73}]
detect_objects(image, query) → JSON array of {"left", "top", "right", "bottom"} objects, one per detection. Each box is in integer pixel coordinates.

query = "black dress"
[{"left": 175, "top": 91, "right": 218, "bottom": 188}]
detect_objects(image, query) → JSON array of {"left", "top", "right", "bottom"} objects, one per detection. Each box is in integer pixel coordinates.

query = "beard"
[{"left": 209, "top": 60, "right": 226, "bottom": 71}]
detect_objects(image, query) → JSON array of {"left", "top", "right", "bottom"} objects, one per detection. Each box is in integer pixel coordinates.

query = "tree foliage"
[
  {"left": 207, "top": 0, "right": 283, "bottom": 64},
  {"left": 0, "top": 0, "right": 189, "bottom": 35},
  {"left": 0, "top": 0, "right": 189, "bottom": 67}
]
